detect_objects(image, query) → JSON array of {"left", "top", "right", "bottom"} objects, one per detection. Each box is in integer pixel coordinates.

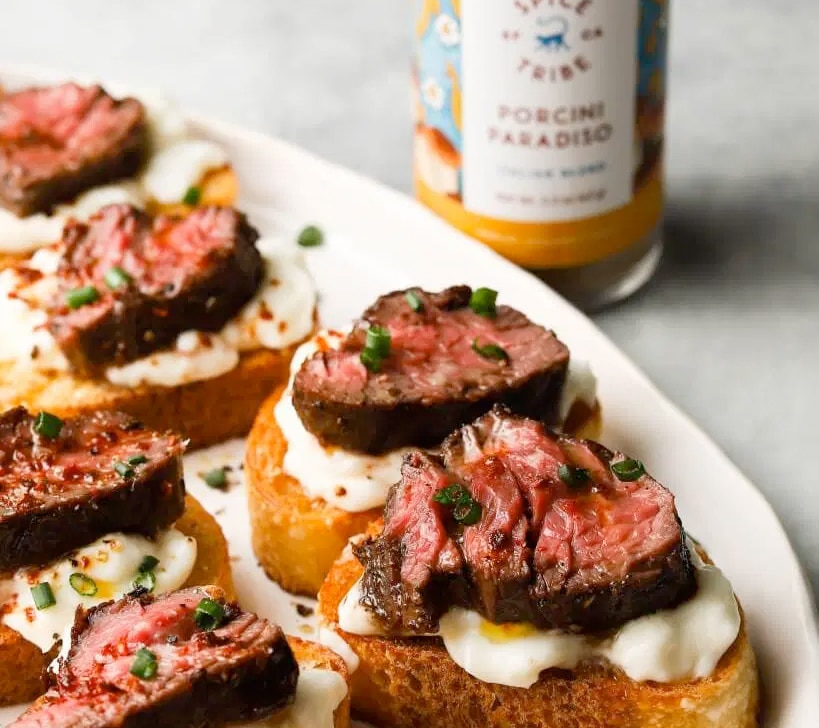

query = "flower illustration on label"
[
  {"left": 505, "top": 0, "right": 604, "bottom": 82},
  {"left": 435, "top": 13, "right": 461, "bottom": 47},
  {"left": 421, "top": 76, "right": 446, "bottom": 110}
]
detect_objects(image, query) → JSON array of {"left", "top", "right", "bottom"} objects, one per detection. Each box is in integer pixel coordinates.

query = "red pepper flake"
[
  {"left": 277, "top": 321, "right": 288, "bottom": 333},
  {"left": 258, "top": 302, "right": 274, "bottom": 321},
  {"left": 335, "top": 486, "right": 347, "bottom": 497},
  {"left": 25, "top": 606, "right": 35, "bottom": 623}
]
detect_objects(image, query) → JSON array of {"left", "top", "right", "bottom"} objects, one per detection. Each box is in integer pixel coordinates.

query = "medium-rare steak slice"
[
  {"left": 46, "top": 203, "right": 263, "bottom": 375},
  {"left": 0, "top": 407, "right": 185, "bottom": 571},
  {"left": 354, "top": 407, "right": 696, "bottom": 634},
  {"left": 0, "top": 82, "right": 148, "bottom": 216},
  {"left": 293, "top": 286, "right": 570, "bottom": 454},
  {"left": 11, "top": 586, "right": 299, "bottom": 728}
]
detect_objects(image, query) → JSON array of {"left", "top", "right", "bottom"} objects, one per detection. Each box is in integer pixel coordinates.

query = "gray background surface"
[{"left": 0, "top": 1, "right": 816, "bottom": 600}]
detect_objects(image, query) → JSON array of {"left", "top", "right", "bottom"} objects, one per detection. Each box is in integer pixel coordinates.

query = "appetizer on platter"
[
  {"left": 319, "top": 408, "right": 759, "bottom": 728},
  {"left": 246, "top": 285, "right": 601, "bottom": 596},
  {"left": 9, "top": 586, "right": 351, "bottom": 728},
  {"left": 0, "top": 203, "right": 316, "bottom": 447},
  {"left": 0, "top": 407, "right": 233, "bottom": 705},
  {"left": 0, "top": 81, "right": 237, "bottom": 268}
]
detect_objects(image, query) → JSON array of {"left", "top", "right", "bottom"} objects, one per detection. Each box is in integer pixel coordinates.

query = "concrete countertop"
[{"left": 0, "top": 0, "right": 816, "bottom": 600}]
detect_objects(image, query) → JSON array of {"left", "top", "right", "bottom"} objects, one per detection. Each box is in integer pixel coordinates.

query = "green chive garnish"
[
  {"left": 297, "top": 225, "right": 324, "bottom": 248},
  {"left": 433, "top": 485, "right": 482, "bottom": 526},
  {"left": 558, "top": 464, "right": 591, "bottom": 489},
  {"left": 360, "top": 326, "right": 392, "bottom": 372},
  {"left": 469, "top": 287, "right": 498, "bottom": 317},
  {"left": 33, "top": 411, "right": 63, "bottom": 439},
  {"left": 194, "top": 597, "right": 226, "bottom": 632},
  {"left": 405, "top": 289, "right": 424, "bottom": 313},
  {"left": 31, "top": 583, "right": 56, "bottom": 610},
  {"left": 69, "top": 573, "right": 98, "bottom": 597},
  {"left": 113, "top": 461, "right": 135, "bottom": 478},
  {"left": 126, "top": 454, "right": 148, "bottom": 466},
  {"left": 130, "top": 648, "right": 158, "bottom": 680},
  {"left": 66, "top": 285, "right": 99, "bottom": 310},
  {"left": 471, "top": 339, "right": 509, "bottom": 362},
  {"left": 133, "top": 570, "right": 156, "bottom": 593},
  {"left": 104, "top": 266, "right": 132, "bottom": 290},
  {"left": 611, "top": 458, "right": 646, "bottom": 481},
  {"left": 138, "top": 555, "right": 159, "bottom": 573},
  {"left": 201, "top": 467, "right": 228, "bottom": 489},
  {"left": 182, "top": 186, "right": 202, "bottom": 206}
]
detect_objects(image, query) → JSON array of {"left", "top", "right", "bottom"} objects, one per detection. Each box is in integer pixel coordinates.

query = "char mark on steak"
[
  {"left": 0, "top": 83, "right": 148, "bottom": 217},
  {"left": 46, "top": 203, "right": 263, "bottom": 375},
  {"left": 0, "top": 407, "right": 186, "bottom": 572},
  {"left": 10, "top": 586, "right": 299, "bottom": 728},
  {"left": 293, "top": 286, "right": 570, "bottom": 454},
  {"left": 354, "top": 407, "right": 696, "bottom": 634}
]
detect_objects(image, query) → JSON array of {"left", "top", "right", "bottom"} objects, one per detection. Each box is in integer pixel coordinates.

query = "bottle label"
[{"left": 414, "top": 0, "right": 668, "bottom": 267}]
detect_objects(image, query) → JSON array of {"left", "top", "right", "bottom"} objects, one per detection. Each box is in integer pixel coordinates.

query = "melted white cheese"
[
  {"left": 276, "top": 332, "right": 597, "bottom": 514},
  {"left": 141, "top": 139, "right": 228, "bottom": 203},
  {"left": 0, "top": 238, "right": 316, "bottom": 389},
  {"left": 234, "top": 668, "right": 347, "bottom": 728},
  {"left": 0, "top": 93, "right": 226, "bottom": 254},
  {"left": 0, "top": 528, "right": 196, "bottom": 652},
  {"left": 337, "top": 543, "right": 741, "bottom": 687}
]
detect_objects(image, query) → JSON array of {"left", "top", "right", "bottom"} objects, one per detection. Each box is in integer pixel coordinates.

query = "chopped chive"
[
  {"left": 113, "top": 461, "right": 135, "bottom": 478},
  {"left": 297, "top": 225, "right": 324, "bottom": 248},
  {"left": 611, "top": 458, "right": 646, "bottom": 482},
  {"left": 433, "top": 484, "right": 469, "bottom": 506},
  {"left": 31, "top": 582, "right": 56, "bottom": 610},
  {"left": 201, "top": 467, "right": 228, "bottom": 489},
  {"left": 133, "top": 570, "right": 156, "bottom": 593},
  {"left": 469, "top": 287, "right": 498, "bottom": 317},
  {"left": 104, "top": 266, "right": 132, "bottom": 290},
  {"left": 360, "top": 325, "right": 391, "bottom": 372},
  {"left": 126, "top": 454, "right": 148, "bottom": 466},
  {"left": 66, "top": 285, "right": 99, "bottom": 310},
  {"left": 130, "top": 648, "right": 158, "bottom": 680},
  {"left": 471, "top": 339, "right": 509, "bottom": 362},
  {"left": 405, "top": 289, "right": 424, "bottom": 313},
  {"left": 194, "top": 597, "right": 226, "bottom": 631},
  {"left": 558, "top": 464, "right": 591, "bottom": 489},
  {"left": 138, "top": 555, "right": 160, "bottom": 573},
  {"left": 33, "top": 411, "right": 63, "bottom": 439},
  {"left": 182, "top": 186, "right": 201, "bottom": 206},
  {"left": 433, "top": 484, "right": 482, "bottom": 526},
  {"left": 453, "top": 499, "right": 482, "bottom": 526},
  {"left": 69, "top": 573, "right": 98, "bottom": 597}
]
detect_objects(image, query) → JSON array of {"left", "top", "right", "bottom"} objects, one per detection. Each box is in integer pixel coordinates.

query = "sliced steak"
[
  {"left": 354, "top": 407, "right": 696, "bottom": 634},
  {"left": 11, "top": 586, "right": 299, "bottom": 728},
  {"left": 0, "top": 83, "right": 148, "bottom": 216},
  {"left": 46, "top": 203, "right": 263, "bottom": 375},
  {"left": 293, "top": 286, "right": 570, "bottom": 454},
  {"left": 0, "top": 407, "right": 185, "bottom": 571}
]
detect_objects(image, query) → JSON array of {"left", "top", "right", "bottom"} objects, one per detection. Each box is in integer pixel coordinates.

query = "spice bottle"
[{"left": 413, "top": 0, "right": 669, "bottom": 309}]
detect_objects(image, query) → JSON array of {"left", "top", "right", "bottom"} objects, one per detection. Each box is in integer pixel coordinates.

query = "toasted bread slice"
[
  {"left": 284, "top": 637, "right": 352, "bottom": 728},
  {"left": 0, "top": 347, "right": 298, "bottom": 451},
  {"left": 0, "top": 494, "right": 234, "bottom": 706},
  {"left": 0, "top": 166, "right": 238, "bottom": 271},
  {"left": 318, "top": 550, "right": 759, "bottom": 728},
  {"left": 246, "top": 385, "right": 602, "bottom": 597}
]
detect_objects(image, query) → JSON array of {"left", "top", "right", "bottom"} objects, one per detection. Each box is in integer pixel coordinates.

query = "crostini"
[
  {"left": 0, "top": 203, "right": 316, "bottom": 447},
  {"left": 247, "top": 286, "right": 601, "bottom": 596},
  {"left": 0, "top": 407, "right": 233, "bottom": 706},
  {"left": 9, "top": 586, "right": 351, "bottom": 728},
  {"left": 318, "top": 407, "right": 759, "bottom": 728},
  {"left": 0, "top": 80, "right": 238, "bottom": 268}
]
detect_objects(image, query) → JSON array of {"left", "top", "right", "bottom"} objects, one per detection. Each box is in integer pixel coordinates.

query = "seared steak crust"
[
  {"left": 11, "top": 587, "right": 299, "bottom": 728},
  {"left": 355, "top": 407, "right": 696, "bottom": 634},
  {"left": 46, "top": 204, "right": 263, "bottom": 375},
  {"left": 293, "top": 286, "right": 570, "bottom": 454},
  {"left": 0, "top": 83, "right": 148, "bottom": 216},
  {"left": 0, "top": 407, "right": 185, "bottom": 571}
]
